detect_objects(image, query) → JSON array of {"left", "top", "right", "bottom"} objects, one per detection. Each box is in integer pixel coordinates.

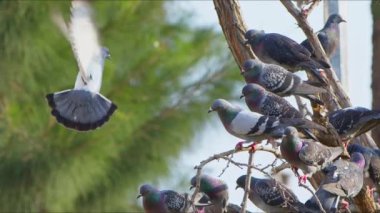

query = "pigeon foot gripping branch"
[{"left": 46, "top": 0, "right": 117, "bottom": 131}]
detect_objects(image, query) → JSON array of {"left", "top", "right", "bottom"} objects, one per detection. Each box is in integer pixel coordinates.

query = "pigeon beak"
[
  {"left": 189, "top": 186, "right": 194, "bottom": 190},
  {"left": 137, "top": 194, "right": 142, "bottom": 199},
  {"left": 240, "top": 94, "right": 244, "bottom": 99},
  {"left": 208, "top": 108, "right": 213, "bottom": 113},
  {"left": 106, "top": 53, "right": 111, "bottom": 59},
  {"left": 341, "top": 19, "right": 347, "bottom": 23},
  {"left": 235, "top": 185, "right": 240, "bottom": 190}
]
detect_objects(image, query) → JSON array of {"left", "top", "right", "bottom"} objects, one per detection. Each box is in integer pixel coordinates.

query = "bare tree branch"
[{"left": 240, "top": 152, "right": 254, "bottom": 213}]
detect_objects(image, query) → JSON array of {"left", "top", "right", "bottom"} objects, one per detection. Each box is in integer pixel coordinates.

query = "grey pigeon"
[
  {"left": 348, "top": 144, "right": 380, "bottom": 188},
  {"left": 190, "top": 175, "right": 229, "bottom": 213},
  {"left": 322, "top": 152, "right": 365, "bottom": 197},
  {"left": 241, "top": 83, "right": 321, "bottom": 140},
  {"left": 138, "top": 184, "right": 193, "bottom": 213},
  {"left": 241, "top": 59, "right": 326, "bottom": 105},
  {"left": 241, "top": 83, "right": 303, "bottom": 119},
  {"left": 305, "top": 153, "right": 365, "bottom": 212},
  {"left": 46, "top": 0, "right": 117, "bottom": 131},
  {"left": 301, "top": 14, "right": 346, "bottom": 58},
  {"left": 329, "top": 107, "right": 380, "bottom": 141},
  {"left": 244, "top": 29, "right": 329, "bottom": 84},
  {"left": 226, "top": 203, "right": 253, "bottom": 213},
  {"left": 280, "top": 126, "right": 344, "bottom": 184},
  {"left": 236, "top": 175, "right": 305, "bottom": 212},
  {"left": 208, "top": 99, "right": 326, "bottom": 147}
]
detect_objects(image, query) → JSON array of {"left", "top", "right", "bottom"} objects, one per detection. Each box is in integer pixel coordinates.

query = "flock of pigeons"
[
  {"left": 42, "top": 1, "right": 380, "bottom": 213},
  {"left": 137, "top": 14, "right": 380, "bottom": 213}
]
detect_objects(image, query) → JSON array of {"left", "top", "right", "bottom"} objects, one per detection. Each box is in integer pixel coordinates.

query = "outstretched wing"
[{"left": 69, "top": 0, "right": 102, "bottom": 82}]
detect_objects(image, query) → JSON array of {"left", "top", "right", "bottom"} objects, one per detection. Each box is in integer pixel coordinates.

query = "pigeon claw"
[
  {"left": 340, "top": 199, "right": 350, "bottom": 210},
  {"left": 298, "top": 175, "right": 308, "bottom": 185},
  {"left": 367, "top": 185, "right": 376, "bottom": 199},
  {"left": 248, "top": 142, "right": 258, "bottom": 153},
  {"left": 235, "top": 141, "right": 245, "bottom": 151}
]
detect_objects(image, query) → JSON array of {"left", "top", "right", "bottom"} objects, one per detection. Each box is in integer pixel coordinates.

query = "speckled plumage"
[
  {"left": 236, "top": 175, "right": 304, "bottom": 212},
  {"left": 242, "top": 83, "right": 303, "bottom": 119},
  {"left": 301, "top": 14, "right": 346, "bottom": 58},
  {"left": 191, "top": 175, "right": 229, "bottom": 213},
  {"left": 242, "top": 59, "right": 326, "bottom": 104},
  {"left": 328, "top": 107, "right": 380, "bottom": 140},
  {"left": 280, "top": 127, "right": 344, "bottom": 178},
  {"left": 245, "top": 29, "right": 329, "bottom": 84},
  {"left": 138, "top": 184, "right": 191, "bottom": 213},
  {"left": 209, "top": 99, "right": 326, "bottom": 143}
]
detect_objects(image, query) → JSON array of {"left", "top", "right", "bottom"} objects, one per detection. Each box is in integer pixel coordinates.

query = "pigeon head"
[
  {"left": 245, "top": 29, "right": 265, "bottom": 42},
  {"left": 351, "top": 152, "right": 365, "bottom": 169},
  {"left": 324, "top": 14, "right": 346, "bottom": 29},
  {"left": 284, "top": 126, "right": 298, "bottom": 136},
  {"left": 208, "top": 99, "right": 233, "bottom": 113},
  {"left": 236, "top": 175, "right": 248, "bottom": 189},
  {"left": 101, "top": 47, "right": 111, "bottom": 59},
  {"left": 241, "top": 83, "right": 266, "bottom": 101},
  {"left": 190, "top": 175, "right": 227, "bottom": 196},
  {"left": 138, "top": 184, "right": 157, "bottom": 198},
  {"left": 241, "top": 59, "right": 262, "bottom": 81}
]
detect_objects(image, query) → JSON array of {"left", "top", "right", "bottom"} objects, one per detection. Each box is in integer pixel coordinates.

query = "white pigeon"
[{"left": 46, "top": 0, "right": 117, "bottom": 131}]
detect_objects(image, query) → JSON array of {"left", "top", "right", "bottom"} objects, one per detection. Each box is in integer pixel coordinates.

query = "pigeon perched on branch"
[
  {"left": 241, "top": 59, "right": 326, "bottom": 105},
  {"left": 328, "top": 107, "right": 380, "bottom": 141},
  {"left": 280, "top": 126, "right": 344, "bottom": 184},
  {"left": 348, "top": 144, "right": 380, "bottom": 191},
  {"left": 301, "top": 14, "right": 346, "bottom": 58},
  {"left": 208, "top": 99, "right": 326, "bottom": 150},
  {"left": 190, "top": 175, "right": 229, "bottom": 213},
  {"left": 46, "top": 0, "right": 117, "bottom": 131},
  {"left": 236, "top": 175, "right": 305, "bottom": 212},
  {"left": 138, "top": 184, "right": 209, "bottom": 213},
  {"left": 244, "top": 29, "right": 329, "bottom": 84}
]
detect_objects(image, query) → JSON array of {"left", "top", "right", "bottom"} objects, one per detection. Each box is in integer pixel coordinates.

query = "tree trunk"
[{"left": 371, "top": 0, "right": 380, "bottom": 146}]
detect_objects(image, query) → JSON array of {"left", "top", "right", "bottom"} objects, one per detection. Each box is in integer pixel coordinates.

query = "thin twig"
[
  {"left": 298, "top": 183, "right": 326, "bottom": 213},
  {"left": 272, "top": 162, "right": 291, "bottom": 174},
  {"left": 240, "top": 152, "right": 254, "bottom": 213}
]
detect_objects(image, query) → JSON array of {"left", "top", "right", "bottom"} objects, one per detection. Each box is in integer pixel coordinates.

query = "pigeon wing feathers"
[
  {"left": 263, "top": 33, "right": 312, "bottom": 65},
  {"left": 162, "top": 190, "right": 188, "bottom": 212},
  {"left": 254, "top": 179, "right": 284, "bottom": 206},
  {"left": 230, "top": 111, "right": 269, "bottom": 137},
  {"left": 299, "top": 142, "right": 342, "bottom": 167},
  {"left": 69, "top": 0, "right": 102, "bottom": 85}
]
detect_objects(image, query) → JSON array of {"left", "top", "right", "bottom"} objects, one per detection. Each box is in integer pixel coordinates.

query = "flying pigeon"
[
  {"left": 328, "top": 107, "right": 380, "bottom": 141},
  {"left": 348, "top": 144, "right": 380, "bottom": 189},
  {"left": 241, "top": 59, "right": 326, "bottom": 105},
  {"left": 190, "top": 175, "right": 229, "bottom": 213},
  {"left": 46, "top": 0, "right": 117, "bottom": 131},
  {"left": 244, "top": 29, "right": 329, "bottom": 84},
  {"left": 280, "top": 126, "right": 344, "bottom": 184},
  {"left": 236, "top": 175, "right": 305, "bottom": 212},
  {"left": 208, "top": 99, "right": 326, "bottom": 149},
  {"left": 301, "top": 14, "right": 346, "bottom": 58}
]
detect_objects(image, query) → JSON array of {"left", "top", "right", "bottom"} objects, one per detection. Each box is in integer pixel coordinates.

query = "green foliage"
[{"left": 0, "top": 1, "right": 239, "bottom": 212}]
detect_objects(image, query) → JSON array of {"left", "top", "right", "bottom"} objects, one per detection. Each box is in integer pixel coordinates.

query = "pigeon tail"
[
  {"left": 280, "top": 117, "right": 327, "bottom": 132},
  {"left": 46, "top": 89, "right": 117, "bottom": 131},
  {"left": 298, "top": 60, "right": 329, "bottom": 85}
]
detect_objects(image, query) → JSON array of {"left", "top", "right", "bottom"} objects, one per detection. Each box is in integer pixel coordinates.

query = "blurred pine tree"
[{"left": 0, "top": 1, "right": 239, "bottom": 212}]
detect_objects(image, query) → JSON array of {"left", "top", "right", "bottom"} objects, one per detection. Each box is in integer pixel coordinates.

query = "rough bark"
[{"left": 371, "top": 0, "right": 380, "bottom": 146}]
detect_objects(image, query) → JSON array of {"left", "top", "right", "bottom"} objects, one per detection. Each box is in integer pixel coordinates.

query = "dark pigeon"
[
  {"left": 244, "top": 29, "right": 330, "bottom": 84},
  {"left": 328, "top": 107, "right": 380, "bottom": 141}
]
